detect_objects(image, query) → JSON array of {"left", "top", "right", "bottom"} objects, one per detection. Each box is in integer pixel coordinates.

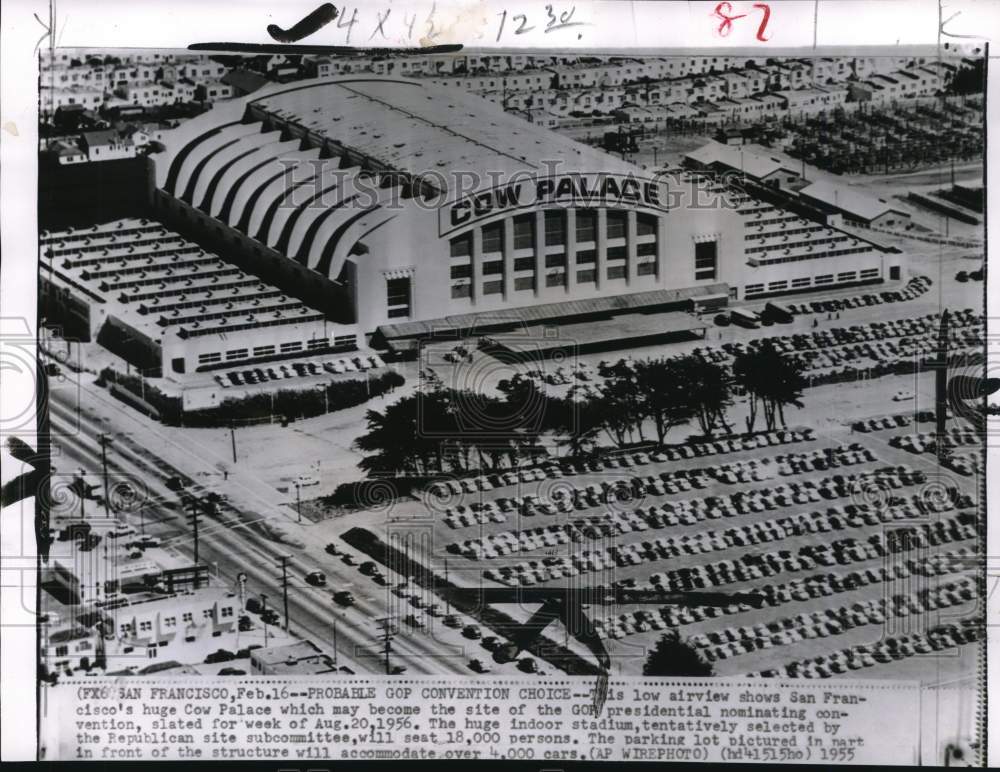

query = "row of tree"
[{"left": 354, "top": 343, "right": 807, "bottom": 475}]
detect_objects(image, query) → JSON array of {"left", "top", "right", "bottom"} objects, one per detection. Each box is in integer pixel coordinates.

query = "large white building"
[{"left": 132, "top": 77, "right": 901, "bottom": 348}]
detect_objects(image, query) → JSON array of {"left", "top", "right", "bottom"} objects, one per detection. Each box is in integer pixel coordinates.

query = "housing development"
[{"left": 36, "top": 48, "right": 985, "bottom": 685}]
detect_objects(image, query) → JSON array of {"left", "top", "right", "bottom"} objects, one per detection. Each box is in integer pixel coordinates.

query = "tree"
[
  {"left": 642, "top": 631, "right": 714, "bottom": 677},
  {"left": 633, "top": 357, "right": 696, "bottom": 444},
  {"left": 733, "top": 342, "right": 807, "bottom": 432},
  {"left": 679, "top": 356, "right": 732, "bottom": 436}
]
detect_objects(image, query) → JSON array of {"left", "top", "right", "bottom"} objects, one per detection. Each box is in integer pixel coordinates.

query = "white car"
[
  {"left": 892, "top": 389, "right": 915, "bottom": 402},
  {"left": 296, "top": 474, "right": 319, "bottom": 487}
]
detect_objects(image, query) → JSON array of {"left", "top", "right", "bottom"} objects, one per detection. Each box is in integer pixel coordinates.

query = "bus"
[
  {"left": 763, "top": 301, "right": 794, "bottom": 324},
  {"left": 730, "top": 308, "right": 760, "bottom": 329}
]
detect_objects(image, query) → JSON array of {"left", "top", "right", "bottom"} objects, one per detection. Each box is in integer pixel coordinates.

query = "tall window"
[
  {"left": 386, "top": 277, "right": 411, "bottom": 318},
  {"left": 637, "top": 213, "right": 657, "bottom": 236},
  {"left": 544, "top": 210, "right": 566, "bottom": 246},
  {"left": 575, "top": 210, "right": 596, "bottom": 242},
  {"left": 482, "top": 222, "right": 503, "bottom": 254},
  {"left": 694, "top": 240, "right": 718, "bottom": 281},
  {"left": 606, "top": 210, "right": 627, "bottom": 240},
  {"left": 513, "top": 214, "right": 535, "bottom": 250},
  {"left": 450, "top": 233, "right": 471, "bottom": 257}
]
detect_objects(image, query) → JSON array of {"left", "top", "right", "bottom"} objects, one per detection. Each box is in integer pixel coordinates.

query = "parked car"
[
  {"left": 359, "top": 561, "right": 379, "bottom": 576},
  {"left": 469, "top": 659, "right": 492, "bottom": 673},
  {"left": 462, "top": 625, "right": 482, "bottom": 639},
  {"left": 260, "top": 609, "right": 280, "bottom": 625},
  {"left": 332, "top": 591, "right": 356, "bottom": 607},
  {"left": 305, "top": 571, "right": 327, "bottom": 587},
  {"left": 517, "top": 657, "right": 539, "bottom": 673},
  {"left": 325, "top": 543, "right": 341, "bottom": 555},
  {"left": 218, "top": 668, "right": 247, "bottom": 676},
  {"left": 205, "top": 649, "right": 236, "bottom": 664}
]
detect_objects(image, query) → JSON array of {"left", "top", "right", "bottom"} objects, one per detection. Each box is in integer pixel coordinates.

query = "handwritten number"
[
  {"left": 513, "top": 14, "right": 535, "bottom": 35},
  {"left": 496, "top": 9, "right": 507, "bottom": 42},
  {"left": 404, "top": 12, "right": 416, "bottom": 39},
  {"left": 714, "top": 1, "right": 747, "bottom": 37},
  {"left": 752, "top": 3, "right": 771, "bottom": 41},
  {"left": 336, "top": 7, "right": 358, "bottom": 45},
  {"left": 714, "top": 1, "right": 770, "bottom": 41}
]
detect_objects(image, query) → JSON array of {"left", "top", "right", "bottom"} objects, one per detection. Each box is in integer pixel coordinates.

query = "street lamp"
[{"left": 293, "top": 481, "right": 302, "bottom": 523}]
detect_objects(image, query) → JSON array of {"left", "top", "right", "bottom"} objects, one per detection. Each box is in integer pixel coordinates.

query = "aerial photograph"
[{"left": 34, "top": 47, "right": 986, "bottom": 683}]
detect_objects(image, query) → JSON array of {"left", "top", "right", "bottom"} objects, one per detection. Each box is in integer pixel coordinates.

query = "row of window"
[
  {"left": 450, "top": 261, "right": 663, "bottom": 297},
  {"left": 448, "top": 241, "right": 662, "bottom": 281},
  {"left": 196, "top": 336, "right": 355, "bottom": 365},
  {"left": 449, "top": 210, "right": 659, "bottom": 257},
  {"left": 744, "top": 268, "right": 878, "bottom": 297},
  {"left": 746, "top": 236, "right": 848, "bottom": 255},
  {"left": 750, "top": 246, "right": 874, "bottom": 266}
]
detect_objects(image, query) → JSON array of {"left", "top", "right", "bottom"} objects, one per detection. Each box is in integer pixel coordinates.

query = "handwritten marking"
[
  {"left": 713, "top": 1, "right": 771, "bottom": 41},
  {"left": 266, "top": 3, "right": 338, "bottom": 43},
  {"left": 713, "top": 1, "right": 747, "bottom": 37},
  {"left": 370, "top": 8, "right": 391, "bottom": 40}
]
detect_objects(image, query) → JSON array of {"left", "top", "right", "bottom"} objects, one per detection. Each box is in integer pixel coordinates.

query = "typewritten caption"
[{"left": 47, "top": 678, "right": 919, "bottom": 763}]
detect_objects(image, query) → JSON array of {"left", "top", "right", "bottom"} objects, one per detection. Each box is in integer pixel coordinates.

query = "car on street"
[
  {"left": 332, "top": 591, "right": 356, "bottom": 606},
  {"left": 305, "top": 571, "right": 327, "bottom": 587},
  {"left": 469, "top": 659, "right": 492, "bottom": 673},
  {"left": 462, "top": 625, "right": 482, "bottom": 639},
  {"left": 517, "top": 657, "right": 539, "bottom": 673},
  {"left": 892, "top": 389, "right": 915, "bottom": 402}
]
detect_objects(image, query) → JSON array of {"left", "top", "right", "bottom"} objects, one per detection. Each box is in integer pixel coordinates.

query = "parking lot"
[{"left": 351, "top": 405, "right": 981, "bottom": 681}]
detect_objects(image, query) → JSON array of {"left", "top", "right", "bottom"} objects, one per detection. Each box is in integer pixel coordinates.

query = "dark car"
[
  {"left": 238, "top": 615, "right": 254, "bottom": 632},
  {"left": 245, "top": 597, "right": 263, "bottom": 614},
  {"left": 462, "top": 625, "right": 482, "bottom": 639},
  {"left": 332, "top": 591, "right": 355, "bottom": 607},
  {"left": 260, "top": 609, "right": 280, "bottom": 625},
  {"left": 714, "top": 313, "right": 730, "bottom": 327},
  {"left": 517, "top": 657, "right": 539, "bottom": 673},
  {"left": 205, "top": 649, "right": 236, "bottom": 664},
  {"left": 217, "top": 667, "right": 246, "bottom": 676},
  {"left": 165, "top": 476, "right": 185, "bottom": 492},
  {"left": 359, "top": 561, "right": 379, "bottom": 576},
  {"left": 305, "top": 571, "right": 327, "bottom": 587},
  {"left": 390, "top": 666, "right": 408, "bottom": 675},
  {"left": 325, "top": 543, "right": 341, "bottom": 556},
  {"left": 442, "top": 614, "right": 462, "bottom": 628},
  {"left": 956, "top": 270, "right": 969, "bottom": 282}
]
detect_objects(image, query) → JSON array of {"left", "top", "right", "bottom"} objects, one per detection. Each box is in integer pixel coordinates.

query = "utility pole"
[
  {"left": 186, "top": 496, "right": 201, "bottom": 573},
  {"left": 294, "top": 482, "right": 302, "bottom": 524},
  {"left": 277, "top": 555, "right": 291, "bottom": 631},
  {"left": 375, "top": 617, "right": 395, "bottom": 674},
  {"left": 230, "top": 423, "right": 237, "bottom": 464},
  {"left": 98, "top": 434, "right": 112, "bottom": 519},
  {"left": 261, "top": 594, "right": 270, "bottom": 646}
]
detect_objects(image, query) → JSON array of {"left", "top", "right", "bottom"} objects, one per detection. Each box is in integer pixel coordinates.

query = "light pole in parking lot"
[{"left": 293, "top": 481, "right": 302, "bottom": 523}]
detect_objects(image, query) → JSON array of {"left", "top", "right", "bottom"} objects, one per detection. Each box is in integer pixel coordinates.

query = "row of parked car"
[
  {"left": 620, "top": 512, "right": 976, "bottom": 598},
  {"left": 890, "top": 429, "right": 982, "bottom": 455},
  {"left": 215, "top": 354, "right": 383, "bottom": 388},
  {"left": 444, "top": 446, "right": 898, "bottom": 532},
  {"left": 605, "top": 550, "right": 977, "bottom": 638},
  {"left": 484, "top": 497, "right": 974, "bottom": 587},
  {"left": 783, "top": 275, "right": 932, "bottom": 317},
  {"left": 594, "top": 550, "right": 976, "bottom": 648},
  {"left": 427, "top": 430, "right": 817, "bottom": 502},
  {"left": 451, "top": 465, "right": 928, "bottom": 559},
  {"left": 441, "top": 441, "right": 872, "bottom": 530},
  {"left": 852, "top": 413, "right": 915, "bottom": 433},
  {"left": 752, "top": 618, "right": 983, "bottom": 679},
  {"left": 688, "top": 574, "right": 977, "bottom": 663}
]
